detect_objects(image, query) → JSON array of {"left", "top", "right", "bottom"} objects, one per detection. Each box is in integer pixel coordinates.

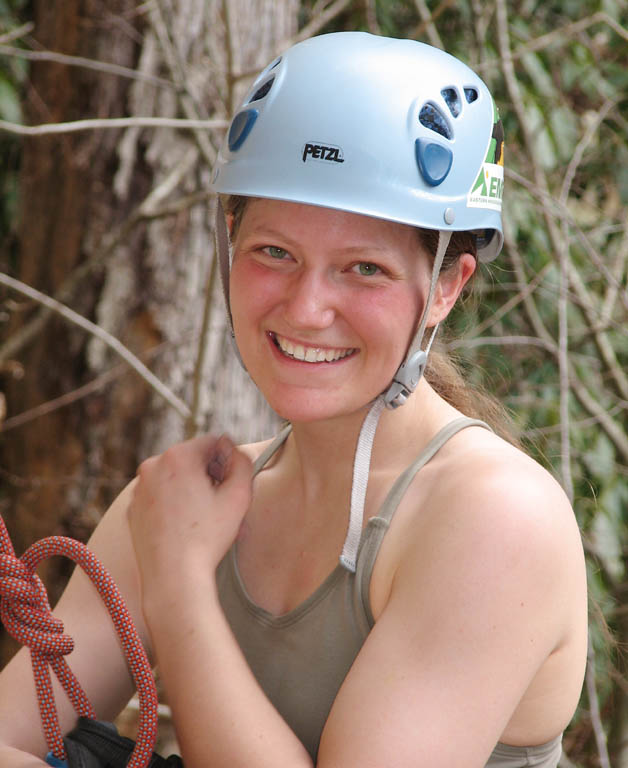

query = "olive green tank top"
[{"left": 216, "top": 418, "right": 563, "bottom": 766}]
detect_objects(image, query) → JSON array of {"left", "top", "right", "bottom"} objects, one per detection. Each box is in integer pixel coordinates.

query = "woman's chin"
[{"left": 259, "top": 385, "right": 379, "bottom": 425}]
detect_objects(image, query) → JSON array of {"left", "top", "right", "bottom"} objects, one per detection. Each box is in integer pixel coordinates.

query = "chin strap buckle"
[{"left": 383, "top": 349, "right": 428, "bottom": 409}]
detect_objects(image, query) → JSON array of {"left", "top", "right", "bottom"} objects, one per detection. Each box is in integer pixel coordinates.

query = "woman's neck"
[{"left": 283, "top": 379, "right": 458, "bottom": 509}]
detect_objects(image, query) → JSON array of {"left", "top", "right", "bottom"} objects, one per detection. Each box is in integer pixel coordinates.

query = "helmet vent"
[
  {"left": 419, "top": 103, "right": 452, "bottom": 140},
  {"left": 441, "top": 88, "right": 461, "bottom": 118},
  {"left": 248, "top": 77, "right": 274, "bottom": 103},
  {"left": 464, "top": 87, "right": 479, "bottom": 104}
]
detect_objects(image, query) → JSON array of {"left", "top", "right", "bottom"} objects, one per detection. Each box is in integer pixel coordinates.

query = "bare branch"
[
  {"left": 516, "top": 11, "right": 628, "bottom": 56},
  {"left": 412, "top": 0, "right": 455, "bottom": 45},
  {"left": 0, "top": 43, "right": 175, "bottom": 89},
  {"left": 412, "top": 0, "right": 444, "bottom": 48},
  {"left": 506, "top": 167, "right": 628, "bottom": 314},
  {"left": 1, "top": 363, "right": 126, "bottom": 433},
  {"left": 0, "top": 22, "right": 34, "bottom": 45},
  {"left": 364, "top": 0, "right": 381, "bottom": 34},
  {"left": 0, "top": 163, "right": 209, "bottom": 365},
  {"left": 464, "top": 262, "right": 552, "bottom": 338},
  {"left": 559, "top": 97, "right": 616, "bottom": 204},
  {"left": 0, "top": 116, "right": 228, "bottom": 137},
  {"left": 291, "top": 0, "right": 354, "bottom": 45},
  {"left": 185, "top": 201, "right": 219, "bottom": 439},
  {"left": 0, "top": 273, "right": 191, "bottom": 421},
  {"left": 477, "top": 11, "right": 628, "bottom": 73},
  {"left": 446, "top": 335, "right": 556, "bottom": 353},
  {"left": 600, "top": 215, "right": 628, "bottom": 326},
  {"left": 522, "top": 403, "right": 626, "bottom": 439},
  {"left": 0, "top": 342, "right": 168, "bottom": 433},
  {"left": 150, "top": 0, "right": 217, "bottom": 167},
  {"left": 555, "top": 98, "right": 628, "bottom": 403},
  {"left": 586, "top": 634, "right": 612, "bottom": 768}
]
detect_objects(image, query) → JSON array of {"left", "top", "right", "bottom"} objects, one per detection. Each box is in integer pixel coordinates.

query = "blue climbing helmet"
[{"left": 211, "top": 31, "right": 504, "bottom": 262}]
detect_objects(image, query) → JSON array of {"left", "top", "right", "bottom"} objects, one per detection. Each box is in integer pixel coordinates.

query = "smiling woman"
[{"left": 0, "top": 31, "right": 587, "bottom": 768}]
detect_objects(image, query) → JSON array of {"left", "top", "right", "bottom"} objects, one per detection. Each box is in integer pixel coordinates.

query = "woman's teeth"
[{"left": 273, "top": 334, "right": 354, "bottom": 363}]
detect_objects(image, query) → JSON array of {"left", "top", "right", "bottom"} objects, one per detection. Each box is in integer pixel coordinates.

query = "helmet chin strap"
[
  {"left": 215, "top": 198, "right": 245, "bottom": 368},
  {"left": 340, "top": 230, "right": 452, "bottom": 571},
  {"left": 383, "top": 229, "right": 452, "bottom": 409}
]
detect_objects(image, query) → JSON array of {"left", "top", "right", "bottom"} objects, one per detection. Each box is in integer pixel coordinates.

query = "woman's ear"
[
  {"left": 226, "top": 212, "right": 235, "bottom": 238},
  {"left": 427, "top": 253, "right": 476, "bottom": 326}
]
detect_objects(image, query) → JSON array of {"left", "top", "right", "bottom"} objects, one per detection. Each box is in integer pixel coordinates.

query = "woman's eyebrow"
[{"left": 239, "top": 227, "right": 398, "bottom": 256}]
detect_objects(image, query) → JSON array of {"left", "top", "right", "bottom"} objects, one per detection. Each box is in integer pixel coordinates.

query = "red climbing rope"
[{"left": 0, "top": 515, "right": 158, "bottom": 767}]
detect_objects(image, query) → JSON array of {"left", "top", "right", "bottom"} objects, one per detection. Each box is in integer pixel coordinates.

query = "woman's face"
[{"left": 230, "top": 199, "right": 432, "bottom": 423}]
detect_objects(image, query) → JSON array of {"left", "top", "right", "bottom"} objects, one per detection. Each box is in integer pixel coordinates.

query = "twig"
[
  {"left": 497, "top": 12, "right": 628, "bottom": 467},
  {"left": 231, "top": 0, "right": 355, "bottom": 85},
  {"left": 557, "top": 222, "right": 574, "bottom": 503},
  {"left": 222, "top": 0, "right": 236, "bottom": 118},
  {"left": 556, "top": 98, "right": 628, "bottom": 404},
  {"left": 1, "top": 363, "right": 125, "bottom": 432},
  {"left": 559, "top": 99, "right": 616, "bottom": 205},
  {"left": 0, "top": 22, "right": 34, "bottom": 45},
  {"left": 412, "top": 0, "right": 455, "bottom": 45},
  {"left": 522, "top": 402, "right": 626, "bottom": 438},
  {"left": 150, "top": 0, "right": 217, "bottom": 167},
  {"left": 477, "top": 11, "right": 628, "bottom": 73},
  {"left": 446, "top": 335, "right": 556, "bottom": 353},
  {"left": 558, "top": 751, "right": 578, "bottom": 768},
  {"left": 570, "top": 368, "right": 628, "bottom": 464},
  {"left": 185, "top": 199, "right": 219, "bottom": 439},
  {"left": 0, "top": 154, "right": 207, "bottom": 365},
  {"left": 586, "top": 633, "right": 612, "bottom": 768},
  {"left": 364, "top": 0, "right": 381, "bottom": 34},
  {"left": 0, "top": 44, "right": 175, "bottom": 89},
  {"left": 600, "top": 214, "right": 628, "bottom": 327},
  {"left": 0, "top": 116, "right": 228, "bottom": 137},
  {"left": 464, "top": 262, "right": 552, "bottom": 339},
  {"left": 413, "top": 0, "right": 444, "bottom": 48},
  {"left": 0, "top": 342, "right": 167, "bottom": 433},
  {"left": 0, "top": 273, "right": 191, "bottom": 421},
  {"left": 506, "top": 167, "right": 628, "bottom": 314},
  {"left": 516, "top": 11, "right": 628, "bottom": 56},
  {"left": 290, "top": 0, "right": 354, "bottom": 45}
]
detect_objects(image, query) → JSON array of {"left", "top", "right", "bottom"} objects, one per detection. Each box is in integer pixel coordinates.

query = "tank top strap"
[
  {"left": 374, "top": 416, "right": 491, "bottom": 526},
  {"left": 253, "top": 424, "right": 292, "bottom": 476},
  {"left": 356, "top": 417, "right": 492, "bottom": 624}
]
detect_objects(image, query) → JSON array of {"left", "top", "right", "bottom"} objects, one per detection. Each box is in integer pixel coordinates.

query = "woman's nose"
[{"left": 283, "top": 268, "right": 336, "bottom": 329}]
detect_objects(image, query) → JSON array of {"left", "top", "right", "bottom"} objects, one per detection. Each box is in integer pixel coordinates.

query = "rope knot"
[
  {"left": 0, "top": 551, "right": 75, "bottom": 658},
  {"left": 0, "top": 517, "right": 158, "bottom": 767}
]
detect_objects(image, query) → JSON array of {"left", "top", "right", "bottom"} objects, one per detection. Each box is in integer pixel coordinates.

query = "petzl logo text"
[{"left": 302, "top": 142, "right": 345, "bottom": 164}]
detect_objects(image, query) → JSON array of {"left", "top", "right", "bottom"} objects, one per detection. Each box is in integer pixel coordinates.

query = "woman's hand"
[{"left": 127, "top": 434, "right": 253, "bottom": 615}]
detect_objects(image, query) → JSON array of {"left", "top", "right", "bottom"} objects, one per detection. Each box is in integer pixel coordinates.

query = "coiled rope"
[{"left": 0, "top": 515, "right": 158, "bottom": 767}]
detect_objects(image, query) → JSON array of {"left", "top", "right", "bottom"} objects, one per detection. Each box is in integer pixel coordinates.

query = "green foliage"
[{"left": 319, "top": 1, "right": 628, "bottom": 763}]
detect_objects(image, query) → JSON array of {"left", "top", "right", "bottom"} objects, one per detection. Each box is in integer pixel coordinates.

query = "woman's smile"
[{"left": 269, "top": 332, "right": 357, "bottom": 364}]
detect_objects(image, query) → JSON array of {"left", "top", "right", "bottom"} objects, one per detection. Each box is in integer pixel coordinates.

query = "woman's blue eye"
[
  {"left": 267, "top": 246, "right": 288, "bottom": 259},
  {"left": 354, "top": 262, "right": 380, "bottom": 276}
]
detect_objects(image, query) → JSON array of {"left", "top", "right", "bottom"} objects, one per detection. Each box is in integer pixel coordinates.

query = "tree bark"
[{"left": 0, "top": 0, "right": 299, "bottom": 666}]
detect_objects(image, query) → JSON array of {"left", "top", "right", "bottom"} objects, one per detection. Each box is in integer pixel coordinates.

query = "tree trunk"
[{"left": 0, "top": 0, "right": 298, "bottom": 666}]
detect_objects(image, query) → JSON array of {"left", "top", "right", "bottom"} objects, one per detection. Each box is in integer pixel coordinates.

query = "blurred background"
[{"left": 0, "top": 1, "right": 626, "bottom": 765}]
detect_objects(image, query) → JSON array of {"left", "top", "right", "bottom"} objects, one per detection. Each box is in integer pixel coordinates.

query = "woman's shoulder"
[
  {"left": 420, "top": 423, "right": 579, "bottom": 544},
  {"left": 377, "top": 422, "right": 583, "bottom": 604}
]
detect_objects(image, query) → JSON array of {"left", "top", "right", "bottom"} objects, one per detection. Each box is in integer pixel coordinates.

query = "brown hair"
[{"left": 221, "top": 194, "right": 519, "bottom": 445}]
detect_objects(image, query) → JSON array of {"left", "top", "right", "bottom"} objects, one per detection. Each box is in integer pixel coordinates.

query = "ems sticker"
[
  {"left": 467, "top": 101, "right": 504, "bottom": 211},
  {"left": 467, "top": 162, "right": 504, "bottom": 211}
]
